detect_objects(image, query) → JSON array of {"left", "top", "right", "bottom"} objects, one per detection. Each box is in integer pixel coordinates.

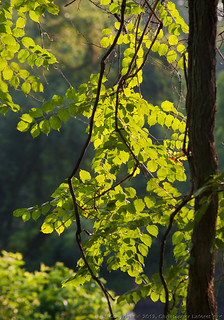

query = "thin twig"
[{"left": 65, "top": 0, "right": 76, "bottom": 7}]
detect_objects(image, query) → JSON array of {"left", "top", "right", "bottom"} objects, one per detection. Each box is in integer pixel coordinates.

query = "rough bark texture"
[{"left": 186, "top": 0, "right": 219, "bottom": 318}]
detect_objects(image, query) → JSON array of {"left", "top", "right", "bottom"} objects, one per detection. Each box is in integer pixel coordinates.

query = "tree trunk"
[{"left": 186, "top": 0, "right": 219, "bottom": 318}]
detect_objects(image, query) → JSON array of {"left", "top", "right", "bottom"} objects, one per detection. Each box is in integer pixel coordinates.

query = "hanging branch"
[
  {"left": 159, "top": 193, "right": 193, "bottom": 316},
  {"left": 67, "top": 0, "right": 126, "bottom": 318}
]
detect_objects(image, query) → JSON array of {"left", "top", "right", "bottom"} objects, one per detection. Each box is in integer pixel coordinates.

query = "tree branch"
[{"left": 159, "top": 193, "right": 193, "bottom": 316}]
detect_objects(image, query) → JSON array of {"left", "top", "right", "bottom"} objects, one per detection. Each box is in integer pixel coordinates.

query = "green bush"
[{"left": 0, "top": 251, "right": 133, "bottom": 319}]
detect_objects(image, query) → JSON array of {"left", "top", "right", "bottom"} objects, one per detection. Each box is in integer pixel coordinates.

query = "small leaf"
[
  {"left": 21, "top": 82, "right": 31, "bottom": 94},
  {"left": 138, "top": 243, "right": 148, "bottom": 257},
  {"left": 168, "top": 35, "right": 178, "bottom": 45},
  {"left": 22, "top": 211, "right": 31, "bottom": 222},
  {"left": 17, "top": 120, "right": 30, "bottom": 132},
  {"left": 39, "top": 119, "right": 50, "bottom": 135},
  {"left": 101, "top": 0, "right": 111, "bottom": 5},
  {"left": 29, "top": 108, "right": 43, "bottom": 118},
  {"left": 13, "top": 208, "right": 29, "bottom": 217},
  {"left": 27, "top": 54, "right": 37, "bottom": 67},
  {"left": 140, "top": 234, "right": 152, "bottom": 247},
  {"left": 58, "top": 109, "right": 70, "bottom": 122},
  {"left": 21, "top": 113, "right": 34, "bottom": 123},
  {"left": 134, "top": 199, "right": 145, "bottom": 212},
  {"left": 177, "top": 44, "right": 186, "bottom": 53},
  {"left": 2, "top": 66, "right": 13, "bottom": 80},
  {"left": 9, "top": 75, "right": 20, "bottom": 89},
  {"left": 49, "top": 115, "right": 61, "bottom": 130},
  {"left": 52, "top": 94, "right": 63, "bottom": 106},
  {"left": 161, "top": 100, "right": 174, "bottom": 112},
  {"left": 55, "top": 221, "right": 65, "bottom": 235},
  {"left": 167, "top": 50, "right": 177, "bottom": 63},
  {"left": 100, "top": 37, "right": 110, "bottom": 48},
  {"left": 158, "top": 43, "right": 168, "bottom": 56},
  {"left": 66, "top": 87, "right": 76, "bottom": 100},
  {"left": 41, "top": 222, "right": 54, "bottom": 234},
  {"left": 32, "top": 209, "right": 41, "bottom": 220},
  {"left": 102, "top": 28, "right": 111, "bottom": 35},
  {"left": 22, "top": 37, "right": 35, "bottom": 48},
  {"left": 79, "top": 170, "right": 91, "bottom": 183},
  {"left": 172, "top": 231, "right": 184, "bottom": 245},
  {"left": 30, "top": 123, "right": 40, "bottom": 138},
  {"left": 42, "top": 101, "right": 53, "bottom": 113},
  {"left": 16, "top": 17, "right": 26, "bottom": 28},
  {"left": 146, "top": 225, "right": 158, "bottom": 237},
  {"left": 32, "top": 81, "right": 43, "bottom": 92}
]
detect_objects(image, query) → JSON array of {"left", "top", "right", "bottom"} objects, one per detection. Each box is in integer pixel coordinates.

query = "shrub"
[{"left": 0, "top": 251, "right": 133, "bottom": 319}]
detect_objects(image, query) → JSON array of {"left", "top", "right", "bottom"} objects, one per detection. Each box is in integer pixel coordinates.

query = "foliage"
[
  {"left": 0, "top": 0, "right": 223, "bottom": 317},
  {"left": 0, "top": 250, "right": 132, "bottom": 319}
]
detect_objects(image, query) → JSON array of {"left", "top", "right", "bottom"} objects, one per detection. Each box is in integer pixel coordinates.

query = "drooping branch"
[
  {"left": 67, "top": 0, "right": 127, "bottom": 318},
  {"left": 159, "top": 193, "right": 193, "bottom": 316}
]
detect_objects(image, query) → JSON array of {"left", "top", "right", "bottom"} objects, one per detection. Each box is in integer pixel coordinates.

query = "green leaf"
[
  {"left": 177, "top": 44, "right": 186, "bottom": 53},
  {"left": 21, "top": 82, "right": 31, "bottom": 94},
  {"left": 17, "top": 120, "right": 30, "bottom": 132},
  {"left": 109, "top": 2, "right": 120, "bottom": 14},
  {"left": 21, "top": 113, "right": 34, "bottom": 123},
  {"left": 158, "top": 43, "right": 168, "bottom": 56},
  {"left": 0, "top": 57, "right": 7, "bottom": 71},
  {"left": 151, "top": 291, "right": 159, "bottom": 302},
  {"left": 42, "top": 101, "right": 53, "bottom": 113},
  {"left": 101, "top": 0, "right": 111, "bottom": 5},
  {"left": 133, "top": 199, "right": 145, "bottom": 212},
  {"left": 41, "top": 222, "right": 54, "bottom": 234},
  {"left": 27, "top": 54, "right": 37, "bottom": 67},
  {"left": 138, "top": 243, "right": 148, "bottom": 257},
  {"left": 49, "top": 115, "right": 61, "bottom": 130},
  {"left": 32, "top": 81, "right": 43, "bottom": 92},
  {"left": 22, "top": 37, "right": 35, "bottom": 48},
  {"left": 147, "top": 160, "right": 158, "bottom": 173},
  {"left": 46, "top": 3, "right": 59, "bottom": 15},
  {"left": 161, "top": 100, "right": 174, "bottom": 112},
  {"left": 140, "top": 234, "right": 152, "bottom": 247},
  {"left": 102, "top": 28, "right": 111, "bottom": 35},
  {"left": 146, "top": 225, "right": 158, "bottom": 237},
  {"left": 29, "top": 108, "right": 43, "bottom": 118},
  {"left": 35, "top": 57, "right": 44, "bottom": 67},
  {"left": 55, "top": 221, "right": 65, "bottom": 235},
  {"left": 58, "top": 109, "right": 70, "bottom": 122},
  {"left": 80, "top": 170, "right": 91, "bottom": 183},
  {"left": 22, "top": 211, "right": 31, "bottom": 222},
  {"left": 19, "top": 69, "right": 29, "bottom": 79},
  {"left": 52, "top": 94, "right": 63, "bottom": 106},
  {"left": 29, "top": 10, "right": 40, "bottom": 22},
  {"left": 12, "top": 27, "right": 25, "bottom": 37},
  {"left": 172, "top": 231, "right": 184, "bottom": 245},
  {"left": 2, "top": 66, "right": 13, "bottom": 80},
  {"left": 39, "top": 119, "right": 50, "bottom": 135},
  {"left": 168, "top": 35, "right": 178, "bottom": 45},
  {"left": 30, "top": 123, "right": 40, "bottom": 138},
  {"left": 16, "top": 17, "right": 26, "bottom": 28},
  {"left": 1, "top": 34, "right": 16, "bottom": 46},
  {"left": 167, "top": 50, "right": 177, "bottom": 63},
  {"left": 100, "top": 37, "right": 110, "bottom": 48},
  {"left": 32, "top": 209, "right": 41, "bottom": 220},
  {"left": 66, "top": 87, "right": 76, "bottom": 100},
  {"left": 9, "top": 75, "right": 20, "bottom": 89},
  {"left": 13, "top": 208, "right": 29, "bottom": 217}
]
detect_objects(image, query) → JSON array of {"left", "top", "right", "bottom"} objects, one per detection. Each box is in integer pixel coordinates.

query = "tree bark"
[{"left": 186, "top": 0, "right": 219, "bottom": 318}]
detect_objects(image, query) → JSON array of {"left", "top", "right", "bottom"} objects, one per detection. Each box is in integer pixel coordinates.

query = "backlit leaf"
[{"left": 80, "top": 170, "right": 91, "bottom": 183}]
